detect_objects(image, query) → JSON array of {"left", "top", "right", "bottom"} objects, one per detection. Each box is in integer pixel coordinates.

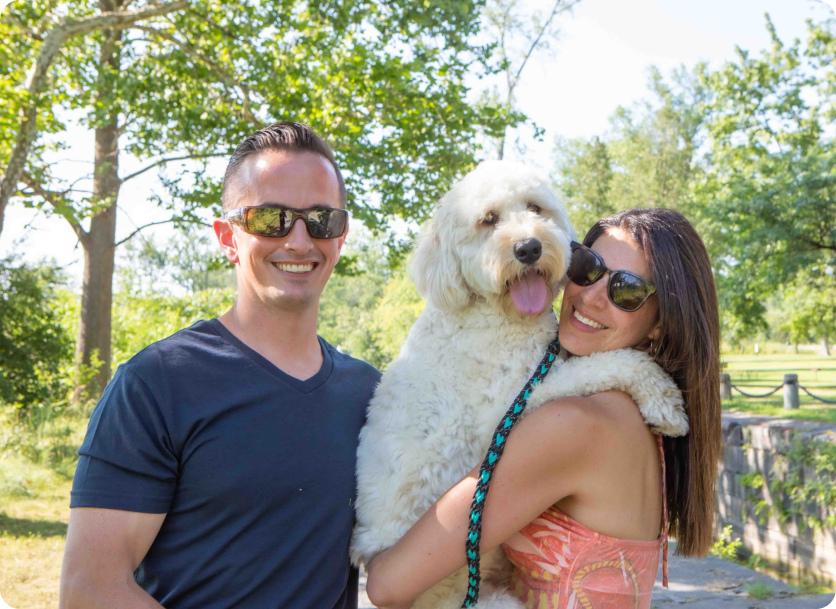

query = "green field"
[{"left": 721, "top": 353, "right": 836, "bottom": 423}]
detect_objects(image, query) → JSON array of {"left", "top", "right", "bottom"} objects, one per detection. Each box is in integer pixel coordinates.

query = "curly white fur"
[{"left": 352, "top": 161, "right": 687, "bottom": 609}]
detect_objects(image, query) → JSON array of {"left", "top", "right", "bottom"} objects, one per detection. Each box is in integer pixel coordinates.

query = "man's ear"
[{"left": 214, "top": 218, "right": 239, "bottom": 264}]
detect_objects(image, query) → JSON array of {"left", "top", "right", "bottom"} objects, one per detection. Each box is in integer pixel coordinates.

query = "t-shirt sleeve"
[{"left": 71, "top": 365, "right": 177, "bottom": 513}]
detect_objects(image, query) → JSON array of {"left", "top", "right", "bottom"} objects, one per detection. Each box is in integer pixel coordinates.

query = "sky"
[{"left": 2, "top": 0, "right": 835, "bottom": 287}]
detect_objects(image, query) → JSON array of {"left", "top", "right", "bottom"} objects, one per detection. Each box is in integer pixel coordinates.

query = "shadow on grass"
[{"left": 0, "top": 512, "right": 67, "bottom": 538}]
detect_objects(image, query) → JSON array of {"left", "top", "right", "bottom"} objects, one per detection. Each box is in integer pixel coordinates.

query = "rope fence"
[
  {"left": 798, "top": 384, "right": 836, "bottom": 405},
  {"left": 729, "top": 383, "right": 783, "bottom": 399},
  {"left": 722, "top": 372, "right": 836, "bottom": 408}
]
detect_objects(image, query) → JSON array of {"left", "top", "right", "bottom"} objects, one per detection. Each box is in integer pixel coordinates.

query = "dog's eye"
[
  {"left": 527, "top": 202, "right": 541, "bottom": 214},
  {"left": 480, "top": 212, "right": 499, "bottom": 226}
]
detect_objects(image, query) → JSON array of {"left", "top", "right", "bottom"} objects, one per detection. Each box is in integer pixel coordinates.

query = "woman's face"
[{"left": 558, "top": 227, "right": 661, "bottom": 356}]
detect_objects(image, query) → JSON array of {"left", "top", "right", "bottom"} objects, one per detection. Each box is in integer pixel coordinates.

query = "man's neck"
[{"left": 218, "top": 297, "right": 323, "bottom": 381}]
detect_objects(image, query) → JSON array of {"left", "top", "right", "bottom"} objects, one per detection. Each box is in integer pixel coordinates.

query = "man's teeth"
[
  {"left": 573, "top": 310, "right": 606, "bottom": 329},
  {"left": 275, "top": 263, "right": 314, "bottom": 273}
]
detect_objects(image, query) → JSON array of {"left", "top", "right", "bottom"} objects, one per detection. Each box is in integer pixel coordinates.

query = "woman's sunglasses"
[
  {"left": 221, "top": 205, "right": 348, "bottom": 240},
  {"left": 567, "top": 241, "right": 657, "bottom": 312}
]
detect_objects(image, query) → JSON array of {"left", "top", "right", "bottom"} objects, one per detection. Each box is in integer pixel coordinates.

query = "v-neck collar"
[{"left": 208, "top": 318, "right": 334, "bottom": 394}]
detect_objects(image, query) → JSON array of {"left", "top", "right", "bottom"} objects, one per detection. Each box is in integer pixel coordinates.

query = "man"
[{"left": 60, "top": 122, "right": 381, "bottom": 608}]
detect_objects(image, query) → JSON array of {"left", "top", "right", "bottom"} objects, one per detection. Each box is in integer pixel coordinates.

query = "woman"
[{"left": 365, "top": 208, "right": 722, "bottom": 609}]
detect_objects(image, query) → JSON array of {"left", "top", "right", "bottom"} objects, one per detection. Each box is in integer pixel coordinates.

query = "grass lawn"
[
  {"left": 721, "top": 353, "right": 836, "bottom": 424},
  {"left": 0, "top": 455, "right": 72, "bottom": 608}
]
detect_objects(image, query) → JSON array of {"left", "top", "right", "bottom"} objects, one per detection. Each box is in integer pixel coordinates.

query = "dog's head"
[{"left": 412, "top": 160, "right": 575, "bottom": 318}]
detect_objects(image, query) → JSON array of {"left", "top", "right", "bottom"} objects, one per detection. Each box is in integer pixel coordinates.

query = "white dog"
[{"left": 352, "top": 161, "right": 688, "bottom": 609}]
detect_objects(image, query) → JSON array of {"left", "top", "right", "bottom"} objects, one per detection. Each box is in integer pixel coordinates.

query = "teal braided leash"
[{"left": 461, "top": 337, "right": 561, "bottom": 608}]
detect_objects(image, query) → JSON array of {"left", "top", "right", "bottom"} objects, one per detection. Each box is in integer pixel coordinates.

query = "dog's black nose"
[{"left": 514, "top": 238, "right": 542, "bottom": 265}]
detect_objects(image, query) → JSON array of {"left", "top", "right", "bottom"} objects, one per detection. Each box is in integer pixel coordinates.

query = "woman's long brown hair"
[{"left": 583, "top": 208, "right": 721, "bottom": 557}]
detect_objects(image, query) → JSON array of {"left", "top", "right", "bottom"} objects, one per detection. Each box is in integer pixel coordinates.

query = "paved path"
[{"left": 358, "top": 547, "right": 836, "bottom": 608}]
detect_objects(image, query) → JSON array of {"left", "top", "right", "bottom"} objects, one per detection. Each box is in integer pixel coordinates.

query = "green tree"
[
  {"left": 1, "top": 0, "right": 515, "bottom": 396},
  {"left": 0, "top": 256, "right": 73, "bottom": 411},
  {"left": 553, "top": 135, "right": 614, "bottom": 235},
  {"left": 370, "top": 264, "right": 425, "bottom": 366},
  {"left": 118, "top": 227, "right": 234, "bottom": 295},
  {"left": 607, "top": 65, "right": 708, "bottom": 212},
  {"left": 553, "top": 64, "right": 708, "bottom": 235},
  {"left": 694, "top": 15, "right": 836, "bottom": 344}
]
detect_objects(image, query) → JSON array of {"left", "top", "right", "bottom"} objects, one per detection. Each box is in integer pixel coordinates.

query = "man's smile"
[{"left": 273, "top": 261, "right": 318, "bottom": 274}]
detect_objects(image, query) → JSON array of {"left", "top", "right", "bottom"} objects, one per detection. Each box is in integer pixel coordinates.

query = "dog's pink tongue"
[{"left": 510, "top": 272, "right": 548, "bottom": 315}]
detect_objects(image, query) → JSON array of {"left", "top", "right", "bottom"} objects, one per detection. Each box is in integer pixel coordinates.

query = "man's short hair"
[{"left": 221, "top": 122, "right": 346, "bottom": 210}]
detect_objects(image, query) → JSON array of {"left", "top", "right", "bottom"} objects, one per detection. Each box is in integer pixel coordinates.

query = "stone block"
[
  {"left": 716, "top": 414, "right": 836, "bottom": 585},
  {"left": 723, "top": 446, "right": 746, "bottom": 473},
  {"left": 717, "top": 470, "right": 745, "bottom": 499},
  {"left": 768, "top": 425, "right": 797, "bottom": 453},
  {"left": 722, "top": 420, "right": 743, "bottom": 446},
  {"left": 741, "top": 522, "right": 795, "bottom": 563},
  {"left": 715, "top": 494, "right": 745, "bottom": 524}
]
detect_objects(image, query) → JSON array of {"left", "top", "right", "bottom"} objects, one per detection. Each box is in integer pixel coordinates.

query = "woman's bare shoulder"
[
  {"left": 528, "top": 391, "right": 648, "bottom": 449},
  {"left": 521, "top": 396, "right": 619, "bottom": 452}
]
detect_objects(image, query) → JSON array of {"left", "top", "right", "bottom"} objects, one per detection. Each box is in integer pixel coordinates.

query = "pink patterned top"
[{"left": 500, "top": 436, "right": 668, "bottom": 609}]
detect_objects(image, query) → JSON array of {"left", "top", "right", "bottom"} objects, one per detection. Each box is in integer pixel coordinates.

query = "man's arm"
[{"left": 59, "top": 507, "right": 167, "bottom": 609}]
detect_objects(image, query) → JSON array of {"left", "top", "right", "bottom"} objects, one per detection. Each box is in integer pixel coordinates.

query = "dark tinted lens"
[
  {"left": 567, "top": 246, "right": 605, "bottom": 286},
  {"left": 247, "top": 207, "right": 291, "bottom": 236},
  {"left": 305, "top": 209, "right": 346, "bottom": 239},
  {"left": 609, "top": 271, "right": 652, "bottom": 311}
]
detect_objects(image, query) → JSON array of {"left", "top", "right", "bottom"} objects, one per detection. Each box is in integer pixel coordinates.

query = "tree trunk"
[
  {"left": 820, "top": 335, "right": 831, "bottom": 357},
  {"left": 74, "top": 1, "right": 123, "bottom": 400}
]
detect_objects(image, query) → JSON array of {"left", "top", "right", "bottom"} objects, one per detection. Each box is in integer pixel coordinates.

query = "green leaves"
[
  {"left": 694, "top": 16, "right": 836, "bottom": 342},
  {"left": 553, "top": 63, "right": 708, "bottom": 237},
  {"left": 4, "top": 0, "right": 514, "bottom": 253}
]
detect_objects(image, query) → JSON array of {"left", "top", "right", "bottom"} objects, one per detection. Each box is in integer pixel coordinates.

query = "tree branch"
[
  {"left": 114, "top": 219, "right": 177, "bottom": 247},
  {"left": 510, "top": 0, "right": 581, "bottom": 93},
  {"left": 133, "top": 25, "right": 264, "bottom": 128},
  {"left": 114, "top": 216, "right": 210, "bottom": 247},
  {"left": 0, "top": 0, "right": 189, "bottom": 240},
  {"left": 21, "top": 171, "right": 89, "bottom": 244},
  {"left": 798, "top": 234, "right": 836, "bottom": 252},
  {"left": 120, "top": 151, "right": 230, "bottom": 183}
]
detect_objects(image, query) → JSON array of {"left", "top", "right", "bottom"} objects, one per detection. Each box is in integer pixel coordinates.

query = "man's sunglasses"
[
  {"left": 221, "top": 205, "right": 348, "bottom": 240},
  {"left": 567, "top": 241, "right": 657, "bottom": 312}
]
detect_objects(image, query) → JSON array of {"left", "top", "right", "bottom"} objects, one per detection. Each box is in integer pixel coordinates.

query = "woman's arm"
[{"left": 365, "top": 396, "right": 606, "bottom": 608}]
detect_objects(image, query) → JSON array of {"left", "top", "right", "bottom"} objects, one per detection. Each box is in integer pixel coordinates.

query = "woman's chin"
[{"left": 558, "top": 327, "right": 593, "bottom": 357}]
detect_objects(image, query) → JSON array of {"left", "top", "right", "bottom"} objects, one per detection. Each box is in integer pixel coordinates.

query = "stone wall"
[{"left": 717, "top": 413, "right": 836, "bottom": 584}]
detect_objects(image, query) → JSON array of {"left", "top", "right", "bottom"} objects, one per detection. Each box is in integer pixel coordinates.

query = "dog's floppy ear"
[{"left": 411, "top": 216, "right": 470, "bottom": 312}]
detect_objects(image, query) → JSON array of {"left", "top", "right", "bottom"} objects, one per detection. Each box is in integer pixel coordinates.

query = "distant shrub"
[
  {"left": 111, "top": 288, "right": 237, "bottom": 367},
  {"left": 0, "top": 256, "right": 73, "bottom": 412}
]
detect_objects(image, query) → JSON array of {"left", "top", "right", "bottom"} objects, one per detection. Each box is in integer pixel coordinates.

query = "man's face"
[{"left": 215, "top": 150, "right": 347, "bottom": 313}]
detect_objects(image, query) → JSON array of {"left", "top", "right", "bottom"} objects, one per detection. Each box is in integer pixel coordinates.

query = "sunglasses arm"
[{"left": 221, "top": 208, "right": 248, "bottom": 229}]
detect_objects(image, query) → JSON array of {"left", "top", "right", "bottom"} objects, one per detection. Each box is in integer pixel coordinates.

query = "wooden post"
[
  {"left": 784, "top": 374, "right": 799, "bottom": 410},
  {"left": 721, "top": 373, "right": 732, "bottom": 401}
]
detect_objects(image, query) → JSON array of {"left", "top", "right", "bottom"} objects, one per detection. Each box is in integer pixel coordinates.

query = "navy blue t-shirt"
[{"left": 71, "top": 319, "right": 381, "bottom": 609}]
